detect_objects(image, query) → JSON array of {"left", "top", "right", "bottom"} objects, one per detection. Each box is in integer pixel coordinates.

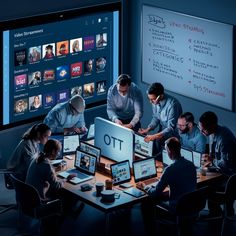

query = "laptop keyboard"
[
  {"left": 76, "top": 172, "right": 88, "bottom": 179},
  {"left": 143, "top": 177, "right": 159, "bottom": 186}
]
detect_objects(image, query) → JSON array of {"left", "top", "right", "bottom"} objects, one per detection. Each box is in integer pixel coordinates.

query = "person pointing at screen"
[{"left": 139, "top": 82, "right": 182, "bottom": 155}]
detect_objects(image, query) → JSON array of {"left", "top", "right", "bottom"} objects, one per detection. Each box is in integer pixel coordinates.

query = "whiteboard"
[{"left": 142, "top": 5, "right": 233, "bottom": 110}]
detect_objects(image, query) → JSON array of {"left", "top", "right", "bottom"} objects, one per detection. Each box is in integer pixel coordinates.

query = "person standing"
[
  {"left": 43, "top": 95, "right": 87, "bottom": 134},
  {"left": 139, "top": 82, "right": 182, "bottom": 153},
  {"left": 107, "top": 74, "right": 143, "bottom": 131}
]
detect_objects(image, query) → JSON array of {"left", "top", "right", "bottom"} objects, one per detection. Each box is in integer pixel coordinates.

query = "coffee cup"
[{"left": 95, "top": 182, "right": 104, "bottom": 197}]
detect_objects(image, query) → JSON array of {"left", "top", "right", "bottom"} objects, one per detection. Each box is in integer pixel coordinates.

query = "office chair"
[
  {"left": 9, "top": 174, "right": 62, "bottom": 235},
  {"left": 155, "top": 186, "right": 209, "bottom": 236},
  {"left": 0, "top": 169, "right": 17, "bottom": 215},
  {"left": 209, "top": 174, "right": 236, "bottom": 236}
]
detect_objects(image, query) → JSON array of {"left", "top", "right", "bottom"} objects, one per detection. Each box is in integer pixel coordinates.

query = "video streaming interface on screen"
[
  {"left": 134, "top": 134, "right": 153, "bottom": 156},
  {"left": 111, "top": 161, "right": 131, "bottom": 185},
  {"left": 2, "top": 10, "right": 119, "bottom": 126},
  {"left": 133, "top": 158, "right": 156, "bottom": 181},
  {"left": 75, "top": 150, "right": 96, "bottom": 174}
]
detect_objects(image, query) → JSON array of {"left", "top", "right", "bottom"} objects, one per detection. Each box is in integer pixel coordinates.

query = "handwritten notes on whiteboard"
[{"left": 142, "top": 5, "right": 233, "bottom": 110}]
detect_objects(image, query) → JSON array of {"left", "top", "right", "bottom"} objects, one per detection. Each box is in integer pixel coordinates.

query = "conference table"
[{"left": 59, "top": 152, "right": 223, "bottom": 234}]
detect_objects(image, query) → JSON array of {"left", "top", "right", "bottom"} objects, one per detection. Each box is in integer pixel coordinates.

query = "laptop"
[
  {"left": 181, "top": 147, "right": 193, "bottom": 163},
  {"left": 192, "top": 150, "right": 202, "bottom": 169},
  {"left": 162, "top": 149, "right": 173, "bottom": 167},
  {"left": 58, "top": 149, "right": 97, "bottom": 184},
  {"left": 110, "top": 160, "right": 131, "bottom": 186},
  {"left": 85, "top": 123, "right": 95, "bottom": 140},
  {"left": 63, "top": 134, "right": 80, "bottom": 155},
  {"left": 133, "top": 157, "right": 158, "bottom": 186},
  {"left": 48, "top": 133, "right": 64, "bottom": 165},
  {"left": 79, "top": 141, "right": 101, "bottom": 163},
  {"left": 134, "top": 133, "right": 154, "bottom": 158}
]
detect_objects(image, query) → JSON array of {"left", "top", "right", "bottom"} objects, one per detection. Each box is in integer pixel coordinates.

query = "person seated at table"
[
  {"left": 26, "top": 139, "right": 74, "bottom": 200},
  {"left": 137, "top": 137, "right": 196, "bottom": 235},
  {"left": 177, "top": 112, "right": 206, "bottom": 153},
  {"left": 7, "top": 123, "right": 51, "bottom": 182},
  {"left": 198, "top": 111, "right": 236, "bottom": 217}
]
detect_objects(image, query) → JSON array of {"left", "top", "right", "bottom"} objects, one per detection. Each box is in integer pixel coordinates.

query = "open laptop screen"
[
  {"left": 111, "top": 160, "right": 131, "bottom": 185},
  {"left": 133, "top": 157, "right": 157, "bottom": 182},
  {"left": 48, "top": 133, "right": 64, "bottom": 164},
  {"left": 79, "top": 141, "right": 101, "bottom": 162},
  {"left": 192, "top": 150, "right": 201, "bottom": 168},
  {"left": 181, "top": 148, "right": 193, "bottom": 162},
  {"left": 75, "top": 150, "right": 97, "bottom": 175},
  {"left": 63, "top": 134, "right": 80, "bottom": 155},
  {"left": 134, "top": 133, "right": 153, "bottom": 157},
  {"left": 86, "top": 123, "right": 95, "bottom": 140},
  {"left": 162, "top": 149, "right": 173, "bottom": 167}
]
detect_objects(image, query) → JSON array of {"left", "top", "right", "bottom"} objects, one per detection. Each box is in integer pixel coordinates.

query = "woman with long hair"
[{"left": 7, "top": 123, "right": 51, "bottom": 181}]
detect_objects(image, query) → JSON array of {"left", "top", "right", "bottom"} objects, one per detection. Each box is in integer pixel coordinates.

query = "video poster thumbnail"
[
  {"left": 14, "top": 74, "right": 27, "bottom": 91},
  {"left": 56, "top": 65, "right": 70, "bottom": 81},
  {"left": 28, "top": 71, "right": 41, "bottom": 86},
  {"left": 28, "top": 46, "right": 41, "bottom": 63},
  {"left": 29, "top": 94, "right": 42, "bottom": 111},
  {"left": 57, "top": 41, "right": 69, "bottom": 56},
  {"left": 84, "top": 36, "right": 95, "bottom": 51},
  {"left": 71, "top": 86, "right": 82, "bottom": 97},
  {"left": 43, "top": 70, "right": 55, "bottom": 82},
  {"left": 43, "top": 92, "right": 56, "bottom": 108},
  {"left": 71, "top": 62, "right": 82, "bottom": 78},
  {"left": 96, "top": 33, "right": 107, "bottom": 48},
  {"left": 84, "top": 59, "right": 94, "bottom": 74},
  {"left": 96, "top": 57, "right": 106, "bottom": 72},
  {"left": 57, "top": 89, "right": 69, "bottom": 103},
  {"left": 96, "top": 80, "right": 106, "bottom": 95},
  {"left": 14, "top": 98, "right": 28, "bottom": 114},
  {"left": 42, "top": 43, "right": 55, "bottom": 59},
  {"left": 14, "top": 49, "right": 27, "bottom": 66},
  {"left": 70, "top": 38, "right": 83, "bottom": 53},
  {"left": 83, "top": 82, "right": 94, "bottom": 98}
]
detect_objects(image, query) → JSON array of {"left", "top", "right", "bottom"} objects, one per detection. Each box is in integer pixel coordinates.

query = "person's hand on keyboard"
[
  {"left": 67, "top": 173, "right": 77, "bottom": 181},
  {"left": 136, "top": 182, "right": 146, "bottom": 190}
]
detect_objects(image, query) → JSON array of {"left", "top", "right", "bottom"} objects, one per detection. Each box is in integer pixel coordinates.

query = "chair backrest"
[
  {"left": 175, "top": 187, "right": 209, "bottom": 216},
  {"left": 225, "top": 173, "right": 236, "bottom": 200},
  {"left": 4, "top": 173, "right": 15, "bottom": 189},
  {"left": 10, "top": 174, "right": 41, "bottom": 214}
]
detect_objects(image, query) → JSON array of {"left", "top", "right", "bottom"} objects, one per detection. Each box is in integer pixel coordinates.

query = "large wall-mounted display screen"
[
  {"left": 142, "top": 5, "right": 233, "bottom": 110},
  {"left": 0, "top": 3, "right": 120, "bottom": 130}
]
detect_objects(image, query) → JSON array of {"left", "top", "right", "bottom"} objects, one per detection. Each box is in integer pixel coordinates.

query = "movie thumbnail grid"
[
  {"left": 14, "top": 57, "right": 107, "bottom": 91},
  {"left": 13, "top": 80, "right": 107, "bottom": 115},
  {"left": 14, "top": 33, "right": 108, "bottom": 66}
]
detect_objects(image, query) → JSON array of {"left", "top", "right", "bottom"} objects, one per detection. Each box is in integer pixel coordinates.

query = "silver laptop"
[
  {"left": 58, "top": 149, "right": 96, "bottom": 184},
  {"left": 180, "top": 147, "right": 193, "bottom": 162},
  {"left": 192, "top": 150, "right": 201, "bottom": 168},
  {"left": 63, "top": 134, "right": 80, "bottom": 155}
]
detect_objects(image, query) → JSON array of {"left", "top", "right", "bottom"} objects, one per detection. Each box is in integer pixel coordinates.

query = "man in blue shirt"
[
  {"left": 177, "top": 112, "right": 206, "bottom": 153},
  {"left": 199, "top": 111, "right": 236, "bottom": 217},
  {"left": 107, "top": 74, "right": 143, "bottom": 131},
  {"left": 44, "top": 95, "right": 87, "bottom": 134},
  {"left": 139, "top": 83, "right": 182, "bottom": 154},
  {"left": 137, "top": 137, "right": 196, "bottom": 235}
]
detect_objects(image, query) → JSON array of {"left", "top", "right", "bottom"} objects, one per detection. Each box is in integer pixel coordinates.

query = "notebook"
[
  {"left": 110, "top": 160, "right": 131, "bottom": 186},
  {"left": 58, "top": 149, "right": 97, "bottom": 184},
  {"left": 133, "top": 157, "right": 158, "bottom": 186},
  {"left": 79, "top": 141, "right": 101, "bottom": 163},
  {"left": 48, "top": 133, "right": 64, "bottom": 165},
  {"left": 63, "top": 134, "right": 80, "bottom": 155},
  {"left": 134, "top": 133, "right": 154, "bottom": 158}
]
